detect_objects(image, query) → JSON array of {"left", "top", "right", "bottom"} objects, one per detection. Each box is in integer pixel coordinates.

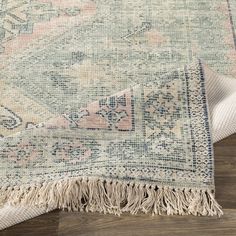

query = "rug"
[
  {"left": 2, "top": 0, "right": 236, "bottom": 228},
  {"left": 0, "top": 60, "right": 223, "bottom": 218}
]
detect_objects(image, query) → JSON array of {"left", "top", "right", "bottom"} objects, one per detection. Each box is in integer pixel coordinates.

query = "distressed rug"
[
  {"left": 2, "top": 0, "right": 236, "bottom": 228},
  {"left": 0, "top": 60, "right": 223, "bottom": 218}
]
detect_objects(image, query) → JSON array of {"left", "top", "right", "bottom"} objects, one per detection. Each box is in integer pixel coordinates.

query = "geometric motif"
[
  {"left": 0, "top": 105, "right": 22, "bottom": 130},
  {"left": 63, "top": 90, "right": 134, "bottom": 131},
  {"left": 0, "top": 0, "right": 58, "bottom": 53},
  {"left": 0, "top": 61, "right": 215, "bottom": 190}
]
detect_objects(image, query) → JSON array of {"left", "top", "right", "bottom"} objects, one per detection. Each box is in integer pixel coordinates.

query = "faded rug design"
[
  {"left": 0, "top": 0, "right": 236, "bottom": 137},
  {"left": 0, "top": 61, "right": 222, "bottom": 217},
  {"left": 1, "top": 0, "right": 235, "bottom": 227}
]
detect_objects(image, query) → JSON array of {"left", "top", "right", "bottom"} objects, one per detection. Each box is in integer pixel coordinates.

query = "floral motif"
[
  {"left": 50, "top": 138, "right": 100, "bottom": 164},
  {"left": 3, "top": 139, "right": 43, "bottom": 167},
  {"left": 144, "top": 88, "right": 181, "bottom": 132},
  {"left": 63, "top": 110, "right": 89, "bottom": 128},
  {"left": 147, "top": 133, "right": 184, "bottom": 160},
  {"left": 96, "top": 95, "right": 129, "bottom": 129},
  {"left": 51, "top": 140, "right": 91, "bottom": 163}
]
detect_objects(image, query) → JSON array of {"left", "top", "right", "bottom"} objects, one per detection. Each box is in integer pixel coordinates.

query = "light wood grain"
[{"left": 1, "top": 134, "right": 236, "bottom": 236}]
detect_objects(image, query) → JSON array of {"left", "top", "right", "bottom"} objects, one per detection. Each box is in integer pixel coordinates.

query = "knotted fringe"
[{"left": 0, "top": 177, "right": 223, "bottom": 217}]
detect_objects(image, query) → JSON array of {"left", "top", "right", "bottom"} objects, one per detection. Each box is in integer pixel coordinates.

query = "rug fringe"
[{"left": 0, "top": 177, "right": 223, "bottom": 217}]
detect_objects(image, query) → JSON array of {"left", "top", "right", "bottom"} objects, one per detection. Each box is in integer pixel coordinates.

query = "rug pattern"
[{"left": 0, "top": 61, "right": 214, "bottom": 191}]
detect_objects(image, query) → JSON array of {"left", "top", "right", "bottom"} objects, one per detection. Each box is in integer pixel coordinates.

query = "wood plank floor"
[{"left": 1, "top": 134, "right": 236, "bottom": 236}]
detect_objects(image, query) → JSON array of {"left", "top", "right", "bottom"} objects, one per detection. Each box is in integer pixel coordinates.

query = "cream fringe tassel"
[{"left": 0, "top": 177, "right": 223, "bottom": 217}]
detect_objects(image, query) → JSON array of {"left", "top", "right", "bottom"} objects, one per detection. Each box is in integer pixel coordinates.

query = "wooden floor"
[{"left": 1, "top": 134, "right": 236, "bottom": 236}]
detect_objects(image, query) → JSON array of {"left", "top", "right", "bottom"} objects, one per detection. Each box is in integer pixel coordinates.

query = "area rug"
[
  {"left": 0, "top": 60, "right": 223, "bottom": 219},
  {"left": 1, "top": 0, "right": 236, "bottom": 229}
]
